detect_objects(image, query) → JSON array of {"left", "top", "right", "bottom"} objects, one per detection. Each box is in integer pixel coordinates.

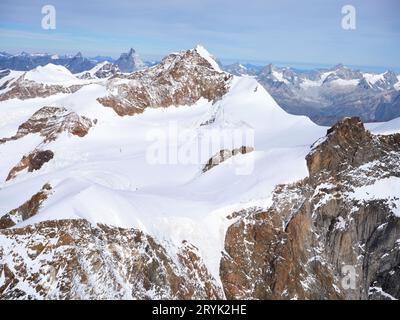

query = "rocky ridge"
[{"left": 98, "top": 47, "right": 232, "bottom": 116}]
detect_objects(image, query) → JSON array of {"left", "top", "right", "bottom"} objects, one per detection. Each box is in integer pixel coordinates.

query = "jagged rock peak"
[
  {"left": 115, "top": 47, "right": 145, "bottom": 72},
  {"left": 259, "top": 63, "right": 275, "bottom": 75},
  {"left": 307, "top": 117, "right": 400, "bottom": 178},
  {"left": 74, "top": 52, "right": 83, "bottom": 59}
]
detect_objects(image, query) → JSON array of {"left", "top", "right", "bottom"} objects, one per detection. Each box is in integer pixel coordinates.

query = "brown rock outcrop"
[
  {"left": 306, "top": 117, "right": 400, "bottom": 179},
  {"left": 98, "top": 48, "right": 232, "bottom": 116},
  {"left": 6, "top": 150, "right": 54, "bottom": 181},
  {"left": 1, "top": 106, "right": 95, "bottom": 145}
]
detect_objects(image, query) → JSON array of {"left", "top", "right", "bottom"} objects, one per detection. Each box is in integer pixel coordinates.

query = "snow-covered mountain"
[
  {"left": 0, "top": 46, "right": 399, "bottom": 300},
  {"left": 223, "top": 63, "right": 400, "bottom": 125}
]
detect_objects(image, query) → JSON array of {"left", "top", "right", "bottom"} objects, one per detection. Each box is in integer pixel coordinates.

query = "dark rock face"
[
  {"left": 6, "top": 150, "right": 54, "bottom": 181},
  {"left": 0, "top": 219, "right": 223, "bottom": 299},
  {"left": 221, "top": 117, "right": 400, "bottom": 300},
  {"left": 98, "top": 48, "right": 232, "bottom": 116}
]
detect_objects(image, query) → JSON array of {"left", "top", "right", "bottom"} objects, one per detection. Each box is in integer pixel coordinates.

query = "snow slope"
[
  {"left": 366, "top": 117, "right": 400, "bottom": 135},
  {"left": 24, "top": 64, "right": 87, "bottom": 85}
]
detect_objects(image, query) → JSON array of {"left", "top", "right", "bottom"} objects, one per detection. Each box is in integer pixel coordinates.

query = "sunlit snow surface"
[{"left": 0, "top": 62, "right": 399, "bottom": 282}]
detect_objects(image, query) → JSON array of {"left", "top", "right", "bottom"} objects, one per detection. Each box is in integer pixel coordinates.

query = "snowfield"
[
  {"left": 24, "top": 64, "right": 88, "bottom": 85},
  {"left": 0, "top": 47, "right": 399, "bottom": 285}
]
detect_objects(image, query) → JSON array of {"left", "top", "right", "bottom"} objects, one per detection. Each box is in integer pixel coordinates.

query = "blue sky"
[{"left": 0, "top": 0, "right": 399, "bottom": 70}]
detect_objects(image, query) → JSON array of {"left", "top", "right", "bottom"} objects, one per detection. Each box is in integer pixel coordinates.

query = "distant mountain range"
[
  {"left": 1, "top": 49, "right": 399, "bottom": 125},
  {"left": 0, "top": 49, "right": 153, "bottom": 73},
  {"left": 223, "top": 63, "right": 400, "bottom": 125}
]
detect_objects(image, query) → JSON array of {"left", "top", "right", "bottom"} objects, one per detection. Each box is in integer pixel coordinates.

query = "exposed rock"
[
  {"left": 98, "top": 48, "right": 232, "bottom": 116},
  {"left": 0, "top": 78, "right": 83, "bottom": 101},
  {"left": 0, "top": 106, "right": 95, "bottom": 145},
  {"left": 0, "top": 184, "right": 52, "bottom": 229},
  {"left": 221, "top": 117, "right": 400, "bottom": 300},
  {"left": 306, "top": 117, "right": 400, "bottom": 179},
  {"left": 0, "top": 219, "right": 223, "bottom": 299},
  {"left": 6, "top": 150, "right": 54, "bottom": 181},
  {"left": 203, "top": 146, "right": 254, "bottom": 172}
]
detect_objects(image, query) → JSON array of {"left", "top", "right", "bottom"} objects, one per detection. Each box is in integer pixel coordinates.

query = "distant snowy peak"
[
  {"left": 360, "top": 70, "right": 399, "bottom": 91},
  {"left": 114, "top": 48, "right": 146, "bottom": 73},
  {"left": 257, "top": 64, "right": 300, "bottom": 87},
  {"left": 255, "top": 62, "right": 400, "bottom": 90}
]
